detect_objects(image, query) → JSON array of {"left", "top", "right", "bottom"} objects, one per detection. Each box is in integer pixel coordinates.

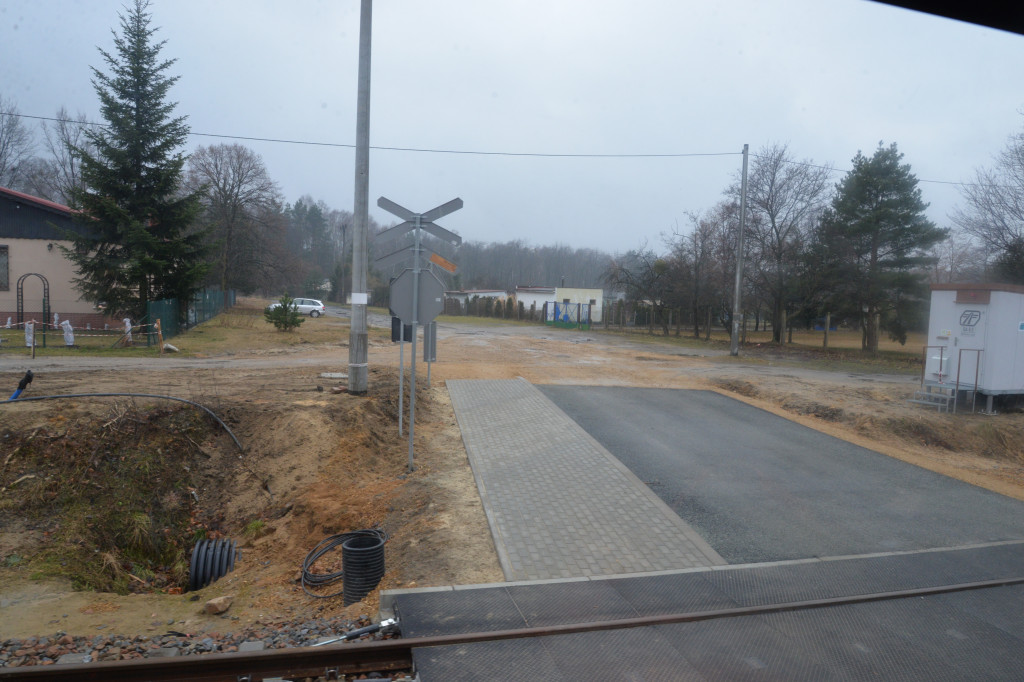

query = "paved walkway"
[{"left": 446, "top": 378, "right": 724, "bottom": 581}]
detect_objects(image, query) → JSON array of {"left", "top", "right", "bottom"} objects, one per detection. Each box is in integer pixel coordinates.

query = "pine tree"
[
  {"left": 66, "top": 0, "right": 208, "bottom": 320},
  {"left": 814, "top": 143, "right": 946, "bottom": 351}
]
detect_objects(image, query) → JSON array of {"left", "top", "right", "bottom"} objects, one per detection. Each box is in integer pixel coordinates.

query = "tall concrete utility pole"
[
  {"left": 348, "top": 0, "right": 372, "bottom": 394},
  {"left": 730, "top": 143, "right": 749, "bottom": 357}
]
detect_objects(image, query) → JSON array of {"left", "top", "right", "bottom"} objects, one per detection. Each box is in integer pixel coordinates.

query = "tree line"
[
  {"left": 606, "top": 136, "right": 1024, "bottom": 353},
  {"left": 0, "top": 0, "right": 1020, "bottom": 343}
]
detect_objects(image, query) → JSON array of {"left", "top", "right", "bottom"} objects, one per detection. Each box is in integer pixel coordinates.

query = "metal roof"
[{"left": 0, "top": 186, "right": 78, "bottom": 240}]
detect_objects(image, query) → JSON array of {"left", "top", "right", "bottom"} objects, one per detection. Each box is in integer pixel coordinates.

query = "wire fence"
[
  {"left": 0, "top": 319, "right": 157, "bottom": 350},
  {"left": 0, "top": 287, "right": 235, "bottom": 352}
]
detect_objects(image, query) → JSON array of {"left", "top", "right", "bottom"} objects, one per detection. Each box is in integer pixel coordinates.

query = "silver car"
[{"left": 270, "top": 297, "right": 326, "bottom": 317}]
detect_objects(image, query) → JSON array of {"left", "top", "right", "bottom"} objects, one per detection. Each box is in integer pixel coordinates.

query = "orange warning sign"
[{"left": 429, "top": 252, "right": 458, "bottom": 273}]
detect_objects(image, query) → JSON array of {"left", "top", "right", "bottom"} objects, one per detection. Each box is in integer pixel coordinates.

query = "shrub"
[{"left": 264, "top": 294, "right": 304, "bottom": 331}]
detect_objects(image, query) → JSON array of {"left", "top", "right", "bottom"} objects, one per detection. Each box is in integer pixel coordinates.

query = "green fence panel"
[
  {"left": 147, "top": 298, "right": 179, "bottom": 342},
  {"left": 147, "top": 288, "right": 234, "bottom": 341}
]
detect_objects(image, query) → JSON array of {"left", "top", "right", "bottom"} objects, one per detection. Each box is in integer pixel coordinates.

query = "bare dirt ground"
[{"left": 2, "top": 303, "right": 1023, "bottom": 641}]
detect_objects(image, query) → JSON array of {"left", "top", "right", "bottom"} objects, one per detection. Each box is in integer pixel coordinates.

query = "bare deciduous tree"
[
  {"left": 0, "top": 95, "right": 34, "bottom": 188},
  {"left": 186, "top": 143, "right": 281, "bottom": 294},
  {"left": 15, "top": 157, "right": 58, "bottom": 200},
  {"left": 605, "top": 245, "right": 674, "bottom": 334},
  {"left": 734, "top": 143, "right": 832, "bottom": 343},
  {"left": 953, "top": 123, "right": 1024, "bottom": 282},
  {"left": 669, "top": 203, "right": 736, "bottom": 338},
  {"left": 928, "top": 231, "right": 987, "bottom": 284},
  {"left": 42, "top": 106, "right": 93, "bottom": 204}
]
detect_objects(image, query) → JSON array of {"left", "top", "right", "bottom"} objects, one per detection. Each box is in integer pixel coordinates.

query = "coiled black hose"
[{"left": 301, "top": 528, "right": 389, "bottom": 604}]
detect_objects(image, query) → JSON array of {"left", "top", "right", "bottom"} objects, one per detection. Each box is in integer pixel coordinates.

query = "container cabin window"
[{"left": 0, "top": 246, "right": 8, "bottom": 291}]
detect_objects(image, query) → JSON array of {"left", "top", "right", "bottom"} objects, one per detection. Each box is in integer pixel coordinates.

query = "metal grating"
[
  {"left": 538, "top": 628, "right": 707, "bottom": 682},
  {"left": 849, "top": 595, "right": 1024, "bottom": 679},
  {"left": 656, "top": 615, "right": 837, "bottom": 681},
  {"left": 607, "top": 571, "right": 739, "bottom": 616},
  {"left": 399, "top": 546, "right": 1024, "bottom": 679},
  {"left": 412, "top": 639, "right": 565, "bottom": 680},
  {"left": 763, "top": 602, "right": 958, "bottom": 680},
  {"left": 935, "top": 583, "right": 1024, "bottom": 636},
  {"left": 395, "top": 588, "right": 525, "bottom": 638},
  {"left": 505, "top": 581, "right": 640, "bottom": 627},
  {"left": 704, "top": 544, "right": 1024, "bottom": 608}
]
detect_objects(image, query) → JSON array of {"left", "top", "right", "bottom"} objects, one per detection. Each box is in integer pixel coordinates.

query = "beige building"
[
  {"left": 515, "top": 285, "right": 604, "bottom": 323},
  {"left": 0, "top": 186, "right": 111, "bottom": 329}
]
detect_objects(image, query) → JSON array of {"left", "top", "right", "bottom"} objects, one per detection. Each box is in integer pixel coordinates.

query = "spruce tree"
[
  {"left": 815, "top": 143, "right": 946, "bottom": 351},
  {"left": 66, "top": 0, "right": 208, "bottom": 320}
]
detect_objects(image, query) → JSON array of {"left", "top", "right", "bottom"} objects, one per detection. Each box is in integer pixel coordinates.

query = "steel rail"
[{"left": 3, "top": 575, "right": 1024, "bottom": 681}]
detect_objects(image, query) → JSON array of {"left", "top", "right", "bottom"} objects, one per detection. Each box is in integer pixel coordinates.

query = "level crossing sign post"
[{"left": 376, "top": 196, "right": 462, "bottom": 471}]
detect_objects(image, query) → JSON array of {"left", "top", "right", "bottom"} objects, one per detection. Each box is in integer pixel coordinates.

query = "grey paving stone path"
[{"left": 447, "top": 378, "right": 724, "bottom": 581}]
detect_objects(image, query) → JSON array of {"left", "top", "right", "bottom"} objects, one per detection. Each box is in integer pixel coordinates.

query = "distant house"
[
  {"left": 444, "top": 288, "right": 506, "bottom": 314},
  {"left": 514, "top": 286, "right": 555, "bottom": 315},
  {"left": 515, "top": 285, "right": 604, "bottom": 323},
  {"left": 0, "top": 186, "right": 109, "bottom": 328},
  {"left": 555, "top": 287, "right": 604, "bottom": 323}
]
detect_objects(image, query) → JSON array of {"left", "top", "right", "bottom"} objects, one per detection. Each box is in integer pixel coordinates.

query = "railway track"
[{"left": 2, "top": 575, "right": 1021, "bottom": 681}]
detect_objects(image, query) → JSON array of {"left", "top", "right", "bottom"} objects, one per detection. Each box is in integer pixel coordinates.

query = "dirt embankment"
[
  {"left": 1, "top": 360, "right": 501, "bottom": 640},
  {"left": 1, "top": 313, "right": 1023, "bottom": 641}
]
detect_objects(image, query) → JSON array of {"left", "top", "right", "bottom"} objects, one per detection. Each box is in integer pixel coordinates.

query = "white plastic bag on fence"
[
  {"left": 24, "top": 321, "right": 34, "bottom": 347},
  {"left": 123, "top": 318, "right": 132, "bottom": 345},
  {"left": 61, "top": 319, "right": 75, "bottom": 346},
  {"left": 54, "top": 312, "right": 60, "bottom": 328},
  {"left": 5, "top": 317, "right": 10, "bottom": 328}
]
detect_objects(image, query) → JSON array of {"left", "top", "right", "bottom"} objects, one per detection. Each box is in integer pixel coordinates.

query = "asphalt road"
[{"left": 538, "top": 386, "right": 1024, "bottom": 564}]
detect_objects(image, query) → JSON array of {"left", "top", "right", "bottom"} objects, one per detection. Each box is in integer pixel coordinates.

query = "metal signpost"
[
  {"left": 391, "top": 316, "right": 412, "bottom": 434},
  {"left": 376, "top": 197, "right": 462, "bottom": 471},
  {"left": 424, "top": 321, "right": 437, "bottom": 387}
]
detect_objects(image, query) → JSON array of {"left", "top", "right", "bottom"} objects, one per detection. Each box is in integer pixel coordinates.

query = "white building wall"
[
  {"left": 515, "top": 290, "right": 554, "bottom": 317},
  {"left": 925, "top": 286, "right": 1024, "bottom": 394},
  {"left": 554, "top": 287, "right": 604, "bottom": 323}
]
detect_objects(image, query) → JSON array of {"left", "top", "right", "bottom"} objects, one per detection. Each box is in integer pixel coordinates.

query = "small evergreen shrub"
[{"left": 264, "top": 294, "right": 304, "bottom": 331}]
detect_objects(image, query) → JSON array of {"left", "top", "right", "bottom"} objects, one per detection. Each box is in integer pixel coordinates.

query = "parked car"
[{"left": 269, "top": 297, "right": 326, "bottom": 317}]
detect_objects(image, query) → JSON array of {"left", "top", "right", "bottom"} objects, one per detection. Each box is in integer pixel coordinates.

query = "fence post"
[{"left": 157, "top": 319, "right": 164, "bottom": 354}]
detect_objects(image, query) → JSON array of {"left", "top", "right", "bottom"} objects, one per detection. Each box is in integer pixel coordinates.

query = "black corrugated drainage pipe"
[
  {"left": 342, "top": 534, "right": 387, "bottom": 605},
  {"left": 301, "top": 529, "right": 389, "bottom": 604},
  {"left": 189, "top": 538, "right": 238, "bottom": 591}
]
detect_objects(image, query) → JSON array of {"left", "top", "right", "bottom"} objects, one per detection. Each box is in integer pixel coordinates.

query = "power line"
[
  {"left": 5, "top": 112, "right": 739, "bottom": 159},
  {"left": 1, "top": 110, "right": 1007, "bottom": 187}
]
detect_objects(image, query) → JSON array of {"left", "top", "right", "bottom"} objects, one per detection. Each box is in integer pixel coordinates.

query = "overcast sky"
[{"left": 3, "top": 0, "right": 1023, "bottom": 254}]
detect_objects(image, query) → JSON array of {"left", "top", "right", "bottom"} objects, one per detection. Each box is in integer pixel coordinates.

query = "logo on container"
[{"left": 960, "top": 310, "right": 981, "bottom": 336}]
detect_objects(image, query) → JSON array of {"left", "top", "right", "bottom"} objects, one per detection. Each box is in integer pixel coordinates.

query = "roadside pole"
[
  {"left": 409, "top": 215, "right": 421, "bottom": 472},
  {"left": 348, "top": 0, "right": 372, "bottom": 394},
  {"left": 398, "top": 339, "right": 404, "bottom": 434},
  {"left": 730, "top": 143, "right": 749, "bottom": 357}
]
